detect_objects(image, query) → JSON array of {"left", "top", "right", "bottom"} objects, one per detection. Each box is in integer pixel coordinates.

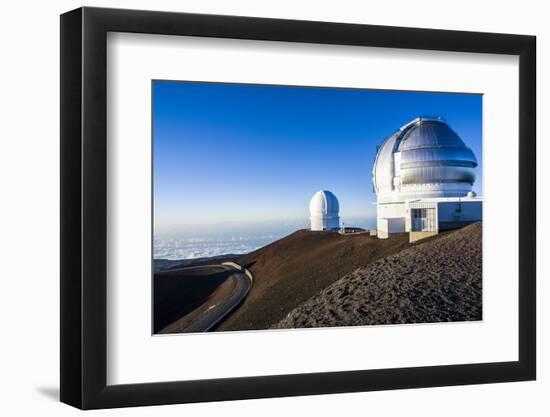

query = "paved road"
[{"left": 182, "top": 264, "right": 252, "bottom": 333}]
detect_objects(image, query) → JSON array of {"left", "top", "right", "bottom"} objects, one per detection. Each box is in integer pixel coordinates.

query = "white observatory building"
[
  {"left": 309, "top": 190, "right": 341, "bottom": 231},
  {"left": 372, "top": 117, "right": 482, "bottom": 241}
]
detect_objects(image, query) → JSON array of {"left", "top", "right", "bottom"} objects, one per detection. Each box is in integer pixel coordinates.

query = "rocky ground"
[
  {"left": 274, "top": 222, "right": 482, "bottom": 329},
  {"left": 215, "top": 229, "right": 412, "bottom": 331}
]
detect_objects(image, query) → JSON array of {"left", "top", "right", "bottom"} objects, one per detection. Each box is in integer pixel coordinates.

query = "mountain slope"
[
  {"left": 274, "top": 222, "right": 482, "bottom": 329},
  {"left": 216, "top": 230, "right": 413, "bottom": 331}
]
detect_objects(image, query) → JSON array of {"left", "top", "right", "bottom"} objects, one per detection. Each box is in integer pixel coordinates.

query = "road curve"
[{"left": 182, "top": 263, "right": 252, "bottom": 333}]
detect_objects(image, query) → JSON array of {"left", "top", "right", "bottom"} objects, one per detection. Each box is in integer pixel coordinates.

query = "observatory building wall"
[{"left": 436, "top": 200, "right": 483, "bottom": 230}]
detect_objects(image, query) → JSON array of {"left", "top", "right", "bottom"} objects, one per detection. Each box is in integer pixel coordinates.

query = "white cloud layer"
[{"left": 153, "top": 218, "right": 375, "bottom": 260}]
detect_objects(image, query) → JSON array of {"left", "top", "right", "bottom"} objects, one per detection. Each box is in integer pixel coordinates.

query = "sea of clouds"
[
  {"left": 154, "top": 218, "right": 375, "bottom": 260},
  {"left": 154, "top": 235, "right": 281, "bottom": 260},
  {"left": 153, "top": 220, "right": 307, "bottom": 260}
]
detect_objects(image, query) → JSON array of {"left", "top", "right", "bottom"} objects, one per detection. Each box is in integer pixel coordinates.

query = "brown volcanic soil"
[
  {"left": 154, "top": 266, "right": 235, "bottom": 333},
  {"left": 274, "top": 222, "right": 482, "bottom": 329},
  {"left": 159, "top": 275, "right": 238, "bottom": 334},
  {"left": 215, "top": 230, "right": 413, "bottom": 331}
]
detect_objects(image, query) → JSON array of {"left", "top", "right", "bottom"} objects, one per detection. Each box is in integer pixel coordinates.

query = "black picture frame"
[{"left": 60, "top": 6, "right": 536, "bottom": 410}]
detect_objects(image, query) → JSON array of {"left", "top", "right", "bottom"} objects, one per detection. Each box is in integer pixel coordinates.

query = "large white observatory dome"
[
  {"left": 372, "top": 117, "right": 478, "bottom": 203},
  {"left": 309, "top": 190, "right": 340, "bottom": 231}
]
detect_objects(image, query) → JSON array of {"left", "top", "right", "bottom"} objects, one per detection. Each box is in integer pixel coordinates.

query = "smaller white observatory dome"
[{"left": 309, "top": 190, "right": 340, "bottom": 231}]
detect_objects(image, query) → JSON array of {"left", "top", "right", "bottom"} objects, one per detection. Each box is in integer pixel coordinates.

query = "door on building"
[{"left": 411, "top": 208, "right": 436, "bottom": 232}]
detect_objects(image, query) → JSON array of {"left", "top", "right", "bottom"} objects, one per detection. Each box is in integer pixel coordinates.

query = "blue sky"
[{"left": 153, "top": 81, "right": 482, "bottom": 228}]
